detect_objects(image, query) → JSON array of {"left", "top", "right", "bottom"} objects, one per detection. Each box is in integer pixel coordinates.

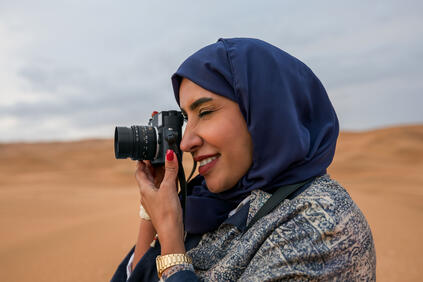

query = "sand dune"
[{"left": 0, "top": 125, "right": 422, "bottom": 281}]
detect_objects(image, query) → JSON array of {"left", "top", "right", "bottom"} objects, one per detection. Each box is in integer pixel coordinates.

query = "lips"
[
  {"left": 195, "top": 154, "right": 220, "bottom": 176},
  {"left": 199, "top": 155, "right": 218, "bottom": 166}
]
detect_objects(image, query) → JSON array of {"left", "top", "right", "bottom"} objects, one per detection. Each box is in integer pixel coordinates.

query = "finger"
[
  {"left": 146, "top": 161, "right": 165, "bottom": 188},
  {"left": 137, "top": 160, "right": 154, "bottom": 181},
  {"left": 161, "top": 149, "right": 179, "bottom": 191},
  {"left": 143, "top": 161, "right": 156, "bottom": 183},
  {"left": 135, "top": 162, "right": 155, "bottom": 190},
  {"left": 136, "top": 161, "right": 149, "bottom": 173},
  {"left": 136, "top": 177, "right": 156, "bottom": 203}
]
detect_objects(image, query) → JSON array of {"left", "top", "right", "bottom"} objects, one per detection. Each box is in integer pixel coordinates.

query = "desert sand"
[{"left": 0, "top": 125, "right": 422, "bottom": 281}]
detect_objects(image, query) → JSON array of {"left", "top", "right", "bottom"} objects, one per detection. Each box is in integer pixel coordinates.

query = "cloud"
[{"left": 1, "top": 0, "right": 422, "bottom": 141}]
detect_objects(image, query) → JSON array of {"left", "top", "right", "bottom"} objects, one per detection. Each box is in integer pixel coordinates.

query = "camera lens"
[{"left": 114, "top": 126, "right": 157, "bottom": 160}]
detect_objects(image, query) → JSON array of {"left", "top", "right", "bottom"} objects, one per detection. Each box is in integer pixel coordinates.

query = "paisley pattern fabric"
[{"left": 184, "top": 175, "right": 376, "bottom": 281}]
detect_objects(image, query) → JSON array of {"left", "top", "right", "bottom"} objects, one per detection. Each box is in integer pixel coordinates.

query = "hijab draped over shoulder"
[{"left": 171, "top": 38, "right": 339, "bottom": 234}]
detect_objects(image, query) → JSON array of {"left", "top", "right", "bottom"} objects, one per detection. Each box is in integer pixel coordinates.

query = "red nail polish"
[{"left": 166, "top": 149, "right": 174, "bottom": 161}]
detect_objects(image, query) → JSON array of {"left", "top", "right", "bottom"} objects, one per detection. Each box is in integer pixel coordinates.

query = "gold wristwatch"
[{"left": 156, "top": 253, "right": 192, "bottom": 278}]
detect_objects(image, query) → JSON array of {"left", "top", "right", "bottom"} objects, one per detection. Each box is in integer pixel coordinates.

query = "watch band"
[{"left": 156, "top": 253, "right": 192, "bottom": 278}]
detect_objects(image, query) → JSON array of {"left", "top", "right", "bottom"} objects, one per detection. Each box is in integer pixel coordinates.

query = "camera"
[{"left": 114, "top": 110, "right": 184, "bottom": 165}]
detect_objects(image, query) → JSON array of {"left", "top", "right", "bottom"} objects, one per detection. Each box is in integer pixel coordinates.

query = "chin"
[
  {"left": 204, "top": 176, "right": 232, "bottom": 194},
  {"left": 204, "top": 179, "right": 221, "bottom": 193}
]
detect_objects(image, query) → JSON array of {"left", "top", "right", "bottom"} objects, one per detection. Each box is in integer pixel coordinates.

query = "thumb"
[{"left": 161, "top": 149, "right": 179, "bottom": 189}]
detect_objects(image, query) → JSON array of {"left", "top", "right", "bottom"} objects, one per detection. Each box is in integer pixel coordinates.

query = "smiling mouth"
[
  {"left": 199, "top": 155, "right": 218, "bottom": 166},
  {"left": 198, "top": 154, "right": 220, "bottom": 175}
]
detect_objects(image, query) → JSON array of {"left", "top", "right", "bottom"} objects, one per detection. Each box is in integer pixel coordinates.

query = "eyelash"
[
  {"left": 199, "top": 110, "right": 213, "bottom": 118},
  {"left": 182, "top": 109, "right": 214, "bottom": 122}
]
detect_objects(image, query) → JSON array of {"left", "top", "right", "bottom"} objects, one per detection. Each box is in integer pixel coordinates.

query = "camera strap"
[
  {"left": 244, "top": 178, "right": 313, "bottom": 233},
  {"left": 169, "top": 143, "right": 188, "bottom": 222}
]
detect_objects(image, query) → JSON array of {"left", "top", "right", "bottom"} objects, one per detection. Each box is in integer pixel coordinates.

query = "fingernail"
[{"left": 166, "top": 149, "right": 174, "bottom": 161}]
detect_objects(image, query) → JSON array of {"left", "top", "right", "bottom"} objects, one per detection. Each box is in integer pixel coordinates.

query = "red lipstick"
[{"left": 197, "top": 154, "right": 220, "bottom": 176}]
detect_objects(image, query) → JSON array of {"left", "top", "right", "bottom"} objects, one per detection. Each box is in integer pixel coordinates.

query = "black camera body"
[{"left": 114, "top": 110, "right": 184, "bottom": 165}]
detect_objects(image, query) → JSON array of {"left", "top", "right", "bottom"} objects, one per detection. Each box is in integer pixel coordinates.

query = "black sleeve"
[
  {"left": 110, "top": 231, "right": 203, "bottom": 281},
  {"left": 166, "top": 270, "right": 199, "bottom": 282},
  {"left": 110, "top": 244, "right": 161, "bottom": 282},
  {"left": 110, "top": 246, "right": 135, "bottom": 282}
]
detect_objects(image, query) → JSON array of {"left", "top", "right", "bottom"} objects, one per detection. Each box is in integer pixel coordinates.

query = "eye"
[{"left": 199, "top": 110, "right": 213, "bottom": 118}]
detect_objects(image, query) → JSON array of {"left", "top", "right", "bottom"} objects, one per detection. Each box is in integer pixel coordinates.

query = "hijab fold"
[{"left": 171, "top": 38, "right": 339, "bottom": 234}]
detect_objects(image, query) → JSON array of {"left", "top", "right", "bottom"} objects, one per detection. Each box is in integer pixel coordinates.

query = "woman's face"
[{"left": 179, "top": 78, "right": 253, "bottom": 193}]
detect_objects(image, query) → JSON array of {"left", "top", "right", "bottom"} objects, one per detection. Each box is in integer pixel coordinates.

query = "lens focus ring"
[{"left": 132, "top": 126, "right": 157, "bottom": 160}]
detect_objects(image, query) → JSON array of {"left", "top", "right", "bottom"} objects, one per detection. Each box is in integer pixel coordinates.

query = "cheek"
[
  {"left": 203, "top": 118, "right": 253, "bottom": 192},
  {"left": 224, "top": 131, "right": 253, "bottom": 179},
  {"left": 202, "top": 119, "right": 242, "bottom": 154}
]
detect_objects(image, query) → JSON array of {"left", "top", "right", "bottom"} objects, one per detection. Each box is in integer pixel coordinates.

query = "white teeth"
[{"left": 199, "top": 156, "right": 218, "bottom": 166}]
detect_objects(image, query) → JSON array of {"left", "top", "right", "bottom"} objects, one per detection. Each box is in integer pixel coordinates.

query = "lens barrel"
[{"left": 114, "top": 126, "right": 157, "bottom": 160}]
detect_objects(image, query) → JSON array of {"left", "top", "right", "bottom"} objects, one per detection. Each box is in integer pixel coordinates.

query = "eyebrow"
[{"left": 183, "top": 97, "right": 213, "bottom": 112}]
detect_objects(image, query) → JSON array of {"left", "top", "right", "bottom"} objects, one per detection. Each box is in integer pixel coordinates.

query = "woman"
[{"left": 111, "top": 38, "right": 376, "bottom": 281}]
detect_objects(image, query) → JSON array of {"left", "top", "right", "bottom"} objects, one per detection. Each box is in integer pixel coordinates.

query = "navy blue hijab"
[{"left": 172, "top": 38, "right": 339, "bottom": 234}]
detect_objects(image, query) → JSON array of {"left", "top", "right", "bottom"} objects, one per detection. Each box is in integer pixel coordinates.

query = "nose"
[{"left": 180, "top": 123, "right": 202, "bottom": 153}]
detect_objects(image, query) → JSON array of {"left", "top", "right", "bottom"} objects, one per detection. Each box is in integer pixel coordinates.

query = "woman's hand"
[
  {"left": 131, "top": 157, "right": 167, "bottom": 270},
  {"left": 135, "top": 150, "right": 185, "bottom": 255}
]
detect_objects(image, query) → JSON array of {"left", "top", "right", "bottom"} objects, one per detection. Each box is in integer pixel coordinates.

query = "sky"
[{"left": 0, "top": 0, "right": 422, "bottom": 142}]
